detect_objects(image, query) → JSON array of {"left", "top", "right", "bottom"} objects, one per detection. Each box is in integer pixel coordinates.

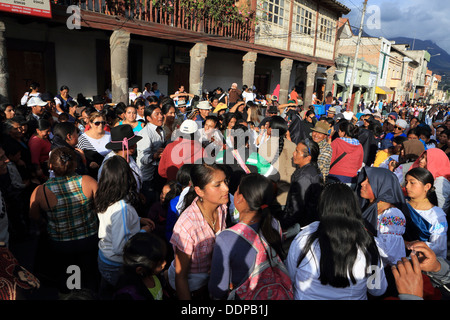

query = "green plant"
[{"left": 178, "top": 0, "right": 254, "bottom": 25}]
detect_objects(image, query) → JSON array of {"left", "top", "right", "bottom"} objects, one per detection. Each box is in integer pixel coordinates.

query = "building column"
[
  {"left": 242, "top": 51, "right": 257, "bottom": 89},
  {"left": 189, "top": 43, "right": 208, "bottom": 97},
  {"left": 110, "top": 29, "right": 131, "bottom": 104},
  {"left": 279, "top": 58, "right": 293, "bottom": 104},
  {"left": 325, "top": 66, "right": 336, "bottom": 96},
  {"left": 0, "top": 21, "right": 9, "bottom": 103},
  {"left": 303, "top": 62, "right": 317, "bottom": 107}
]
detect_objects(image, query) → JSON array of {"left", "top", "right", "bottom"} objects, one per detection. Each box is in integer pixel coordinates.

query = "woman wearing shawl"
[
  {"left": 357, "top": 167, "right": 408, "bottom": 267},
  {"left": 410, "top": 148, "right": 450, "bottom": 213},
  {"left": 404, "top": 168, "right": 448, "bottom": 259}
]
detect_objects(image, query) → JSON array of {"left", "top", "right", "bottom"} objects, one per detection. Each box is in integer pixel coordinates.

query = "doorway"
[{"left": 6, "top": 38, "right": 56, "bottom": 106}]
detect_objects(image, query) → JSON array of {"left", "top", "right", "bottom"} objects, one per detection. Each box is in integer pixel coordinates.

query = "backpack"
[{"left": 227, "top": 222, "right": 294, "bottom": 300}]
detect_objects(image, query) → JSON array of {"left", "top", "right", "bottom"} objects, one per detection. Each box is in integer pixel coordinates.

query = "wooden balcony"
[{"left": 52, "top": 0, "right": 255, "bottom": 42}]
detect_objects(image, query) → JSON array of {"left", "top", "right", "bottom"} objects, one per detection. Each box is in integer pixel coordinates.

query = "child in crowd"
[
  {"left": 114, "top": 232, "right": 168, "bottom": 300},
  {"left": 147, "top": 181, "right": 178, "bottom": 242},
  {"left": 95, "top": 156, "right": 154, "bottom": 299}
]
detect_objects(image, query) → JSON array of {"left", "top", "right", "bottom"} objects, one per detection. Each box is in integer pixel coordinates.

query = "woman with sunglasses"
[{"left": 76, "top": 111, "right": 111, "bottom": 178}]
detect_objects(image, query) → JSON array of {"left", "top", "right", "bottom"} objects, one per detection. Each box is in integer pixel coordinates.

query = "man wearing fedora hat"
[
  {"left": 310, "top": 121, "right": 332, "bottom": 182},
  {"left": 327, "top": 107, "right": 336, "bottom": 119},
  {"left": 193, "top": 100, "right": 212, "bottom": 127},
  {"left": 98, "top": 124, "right": 143, "bottom": 190},
  {"left": 92, "top": 95, "right": 106, "bottom": 112}
]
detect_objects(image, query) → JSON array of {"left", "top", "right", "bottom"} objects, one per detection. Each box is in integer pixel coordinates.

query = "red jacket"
[
  {"left": 158, "top": 137, "right": 204, "bottom": 181},
  {"left": 329, "top": 138, "right": 364, "bottom": 178}
]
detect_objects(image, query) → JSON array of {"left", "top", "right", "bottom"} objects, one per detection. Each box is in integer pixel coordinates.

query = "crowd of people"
[{"left": 0, "top": 80, "right": 449, "bottom": 301}]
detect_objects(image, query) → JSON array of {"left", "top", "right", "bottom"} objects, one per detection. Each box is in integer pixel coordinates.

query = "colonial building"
[
  {"left": 0, "top": 0, "right": 350, "bottom": 106},
  {"left": 387, "top": 44, "right": 419, "bottom": 103},
  {"left": 338, "top": 34, "right": 393, "bottom": 104}
]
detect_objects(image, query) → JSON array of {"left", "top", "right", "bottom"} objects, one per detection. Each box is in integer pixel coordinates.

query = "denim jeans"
[{"left": 97, "top": 256, "right": 122, "bottom": 300}]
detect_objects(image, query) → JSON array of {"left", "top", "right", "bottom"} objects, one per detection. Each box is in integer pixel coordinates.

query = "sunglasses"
[{"left": 93, "top": 121, "right": 106, "bottom": 126}]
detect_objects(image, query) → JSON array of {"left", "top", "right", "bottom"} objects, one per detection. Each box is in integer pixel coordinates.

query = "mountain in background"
[
  {"left": 389, "top": 37, "right": 450, "bottom": 76},
  {"left": 349, "top": 28, "right": 450, "bottom": 76}
]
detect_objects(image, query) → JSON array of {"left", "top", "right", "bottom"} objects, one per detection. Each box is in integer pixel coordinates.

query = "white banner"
[{"left": 0, "top": 0, "right": 52, "bottom": 18}]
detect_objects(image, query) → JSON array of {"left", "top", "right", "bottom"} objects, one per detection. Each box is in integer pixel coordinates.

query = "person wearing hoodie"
[{"left": 328, "top": 120, "right": 363, "bottom": 188}]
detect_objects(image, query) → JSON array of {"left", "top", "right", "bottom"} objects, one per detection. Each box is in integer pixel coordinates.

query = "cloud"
[{"left": 340, "top": 0, "right": 450, "bottom": 53}]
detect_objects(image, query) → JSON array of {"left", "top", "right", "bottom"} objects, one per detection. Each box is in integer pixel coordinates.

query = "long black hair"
[
  {"left": 268, "top": 115, "right": 288, "bottom": 166},
  {"left": 405, "top": 167, "right": 438, "bottom": 206},
  {"left": 95, "top": 156, "right": 140, "bottom": 213},
  {"left": 238, "top": 173, "right": 285, "bottom": 261},
  {"left": 297, "top": 183, "right": 380, "bottom": 288}
]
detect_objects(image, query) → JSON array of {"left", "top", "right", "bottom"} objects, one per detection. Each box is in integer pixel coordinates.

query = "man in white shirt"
[
  {"left": 142, "top": 82, "right": 155, "bottom": 106},
  {"left": 136, "top": 105, "right": 166, "bottom": 205}
]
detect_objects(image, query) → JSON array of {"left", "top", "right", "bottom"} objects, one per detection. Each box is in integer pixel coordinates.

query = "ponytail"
[{"left": 239, "top": 174, "right": 285, "bottom": 261}]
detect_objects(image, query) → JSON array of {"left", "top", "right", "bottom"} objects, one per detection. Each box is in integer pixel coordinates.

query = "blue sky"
[{"left": 338, "top": 0, "right": 450, "bottom": 53}]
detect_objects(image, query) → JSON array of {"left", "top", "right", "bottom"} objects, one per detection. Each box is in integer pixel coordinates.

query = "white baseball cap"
[
  {"left": 27, "top": 97, "right": 48, "bottom": 107},
  {"left": 179, "top": 119, "right": 198, "bottom": 134},
  {"left": 396, "top": 119, "right": 408, "bottom": 129}
]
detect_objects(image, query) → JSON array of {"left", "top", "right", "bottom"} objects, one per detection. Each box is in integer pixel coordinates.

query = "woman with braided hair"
[
  {"left": 209, "top": 173, "right": 291, "bottom": 300},
  {"left": 29, "top": 146, "right": 100, "bottom": 295}
]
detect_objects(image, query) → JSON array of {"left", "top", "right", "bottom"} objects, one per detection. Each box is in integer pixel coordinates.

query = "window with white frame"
[
  {"left": 263, "top": 0, "right": 285, "bottom": 26},
  {"left": 294, "top": 5, "right": 314, "bottom": 36},
  {"left": 319, "top": 17, "right": 334, "bottom": 43}
]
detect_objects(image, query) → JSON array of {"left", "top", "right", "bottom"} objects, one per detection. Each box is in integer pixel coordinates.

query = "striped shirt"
[
  {"left": 170, "top": 197, "right": 227, "bottom": 274},
  {"left": 44, "top": 174, "right": 98, "bottom": 241},
  {"left": 77, "top": 132, "right": 111, "bottom": 157}
]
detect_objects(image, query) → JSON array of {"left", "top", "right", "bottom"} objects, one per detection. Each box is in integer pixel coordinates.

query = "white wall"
[
  {"left": 139, "top": 40, "right": 170, "bottom": 96},
  {"left": 50, "top": 28, "right": 100, "bottom": 98},
  {"left": 203, "top": 49, "right": 243, "bottom": 92}
]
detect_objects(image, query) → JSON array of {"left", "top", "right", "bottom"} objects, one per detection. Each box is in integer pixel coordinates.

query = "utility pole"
[{"left": 348, "top": 0, "right": 368, "bottom": 114}]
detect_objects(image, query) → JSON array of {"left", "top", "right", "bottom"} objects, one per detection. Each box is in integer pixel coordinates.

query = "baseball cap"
[
  {"left": 396, "top": 119, "right": 407, "bottom": 129},
  {"left": 179, "top": 119, "right": 198, "bottom": 134},
  {"left": 27, "top": 97, "right": 48, "bottom": 107}
]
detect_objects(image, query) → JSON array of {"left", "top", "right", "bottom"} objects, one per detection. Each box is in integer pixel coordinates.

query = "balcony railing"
[{"left": 53, "top": 0, "right": 255, "bottom": 42}]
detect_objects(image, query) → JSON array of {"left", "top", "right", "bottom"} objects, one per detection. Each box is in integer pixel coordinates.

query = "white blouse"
[
  {"left": 286, "top": 221, "right": 387, "bottom": 300},
  {"left": 375, "top": 207, "right": 406, "bottom": 266},
  {"left": 414, "top": 206, "right": 448, "bottom": 259}
]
